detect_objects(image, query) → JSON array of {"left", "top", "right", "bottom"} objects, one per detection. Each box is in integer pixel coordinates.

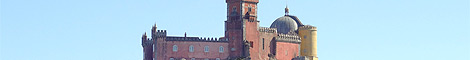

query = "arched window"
[
  {"left": 204, "top": 46, "right": 209, "bottom": 52},
  {"left": 170, "top": 58, "right": 174, "bottom": 60},
  {"left": 232, "top": 7, "right": 237, "bottom": 12},
  {"left": 219, "top": 46, "right": 224, "bottom": 53},
  {"left": 189, "top": 45, "right": 194, "bottom": 52},
  {"left": 172, "top": 45, "right": 178, "bottom": 52}
]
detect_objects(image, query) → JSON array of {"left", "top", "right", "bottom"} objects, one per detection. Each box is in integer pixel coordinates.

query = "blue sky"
[{"left": 1, "top": 0, "right": 469, "bottom": 60}]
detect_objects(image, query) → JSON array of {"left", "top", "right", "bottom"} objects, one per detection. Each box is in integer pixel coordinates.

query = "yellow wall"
[{"left": 298, "top": 25, "right": 317, "bottom": 60}]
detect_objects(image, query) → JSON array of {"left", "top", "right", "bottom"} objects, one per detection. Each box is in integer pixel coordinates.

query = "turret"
[
  {"left": 298, "top": 25, "right": 318, "bottom": 60},
  {"left": 151, "top": 24, "right": 157, "bottom": 38},
  {"left": 141, "top": 32, "right": 148, "bottom": 47},
  {"left": 141, "top": 32, "right": 153, "bottom": 60},
  {"left": 225, "top": 0, "right": 260, "bottom": 59}
]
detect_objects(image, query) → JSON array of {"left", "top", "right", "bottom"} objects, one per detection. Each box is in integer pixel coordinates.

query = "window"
[
  {"left": 304, "top": 35, "right": 307, "bottom": 39},
  {"left": 219, "top": 46, "right": 224, "bottom": 53},
  {"left": 189, "top": 45, "right": 194, "bottom": 52},
  {"left": 248, "top": 7, "right": 252, "bottom": 12},
  {"left": 285, "top": 50, "right": 288, "bottom": 56},
  {"left": 204, "top": 58, "right": 209, "bottom": 60},
  {"left": 262, "top": 38, "right": 265, "bottom": 50},
  {"left": 249, "top": 41, "right": 253, "bottom": 47},
  {"left": 172, "top": 45, "right": 178, "bottom": 52},
  {"left": 191, "top": 58, "right": 195, "bottom": 60},
  {"left": 170, "top": 58, "right": 174, "bottom": 60},
  {"left": 216, "top": 58, "right": 220, "bottom": 60},
  {"left": 231, "top": 48, "right": 236, "bottom": 51},
  {"left": 232, "top": 7, "right": 237, "bottom": 12},
  {"left": 230, "top": 7, "right": 238, "bottom": 16},
  {"left": 303, "top": 49, "right": 307, "bottom": 53},
  {"left": 204, "top": 46, "right": 209, "bottom": 52}
]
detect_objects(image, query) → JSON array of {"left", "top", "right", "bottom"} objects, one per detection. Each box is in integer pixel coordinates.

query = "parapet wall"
[
  {"left": 299, "top": 25, "right": 317, "bottom": 30},
  {"left": 259, "top": 27, "right": 277, "bottom": 33},
  {"left": 142, "top": 39, "right": 153, "bottom": 46},
  {"left": 275, "top": 33, "right": 301, "bottom": 44},
  {"left": 166, "top": 36, "right": 228, "bottom": 42}
]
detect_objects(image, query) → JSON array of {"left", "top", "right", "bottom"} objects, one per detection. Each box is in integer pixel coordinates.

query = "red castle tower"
[
  {"left": 142, "top": 32, "right": 153, "bottom": 60},
  {"left": 225, "top": 0, "right": 260, "bottom": 59}
]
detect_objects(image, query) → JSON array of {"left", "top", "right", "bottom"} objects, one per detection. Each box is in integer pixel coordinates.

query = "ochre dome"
[{"left": 270, "top": 16, "right": 298, "bottom": 34}]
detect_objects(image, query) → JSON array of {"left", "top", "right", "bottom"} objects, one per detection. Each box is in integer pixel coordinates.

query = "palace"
[{"left": 141, "top": 0, "right": 318, "bottom": 60}]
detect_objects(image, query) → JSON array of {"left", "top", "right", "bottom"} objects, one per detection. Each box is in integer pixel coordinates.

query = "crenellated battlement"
[
  {"left": 275, "top": 33, "right": 301, "bottom": 44},
  {"left": 259, "top": 27, "right": 277, "bottom": 33},
  {"left": 166, "top": 36, "right": 228, "bottom": 42},
  {"left": 299, "top": 25, "right": 317, "bottom": 30},
  {"left": 154, "top": 30, "right": 167, "bottom": 37},
  {"left": 141, "top": 32, "right": 153, "bottom": 46},
  {"left": 142, "top": 39, "right": 153, "bottom": 45}
]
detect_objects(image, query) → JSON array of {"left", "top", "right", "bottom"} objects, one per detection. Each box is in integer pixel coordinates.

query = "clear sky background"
[{"left": 1, "top": 0, "right": 469, "bottom": 60}]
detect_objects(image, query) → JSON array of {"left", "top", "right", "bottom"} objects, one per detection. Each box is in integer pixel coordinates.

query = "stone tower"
[
  {"left": 141, "top": 32, "right": 153, "bottom": 60},
  {"left": 225, "top": 0, "right": 260, "bottom": 59},
  {"left": 298, "top": 25, "right": 318, "bottom": 60},
  {"left": 150, "top": 24, "right": 158, "bottom": 60}
]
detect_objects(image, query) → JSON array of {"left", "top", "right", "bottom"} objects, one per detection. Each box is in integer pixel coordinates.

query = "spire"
[
  {"left": 142, "top": 32, "right": 147, "bottom": 41},
  {"left": 153, "top": 23, "right": 157, "bottom": 27},
  {"left": 152, "top": 23, "right": 157, "bottom": 29},
  {"left": 143, "top": 32, "right": 147, "bottom": 36},
  {"left": 151, "top": 23, "right": 157, "bottom": 34}
]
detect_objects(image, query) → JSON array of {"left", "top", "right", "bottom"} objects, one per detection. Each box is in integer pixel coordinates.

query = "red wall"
[
  {"left": 275, "top": 42, "right": 300, "bottom": 60},
  {"left": 157, "top": 41, "right": 229, "bottom": 60},
  {"left": 249, "top": 30, "right": 276, "bottom": 60}
]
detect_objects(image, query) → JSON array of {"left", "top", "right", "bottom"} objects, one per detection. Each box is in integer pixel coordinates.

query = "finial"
[
  {"left": 184, "top": 32, "right": 187, "bottom": 37},
  {"left": 285, "top": 6, "right": 289, "bottom": 15},
  {"left": 153, "top": 22, "right": 157, "bottom": 27},
  {"left": 285, "top": 0, "right": 289, "bottom": 15},
  {"left": 142, "top": 32, "right": 147, "bottom": 40}
]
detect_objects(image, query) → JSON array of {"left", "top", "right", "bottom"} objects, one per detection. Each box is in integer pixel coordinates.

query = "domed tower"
[
  {"left": 274, "top": 6, "right": 318, "bottom": 60},
  {"left": 298, "top": 25, "right": 318, "bottom": 60}
]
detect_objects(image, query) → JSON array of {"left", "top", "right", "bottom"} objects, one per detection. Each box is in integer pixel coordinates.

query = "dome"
[{"left": 270, "top": 16, "right": 298, "bottom": 34}]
